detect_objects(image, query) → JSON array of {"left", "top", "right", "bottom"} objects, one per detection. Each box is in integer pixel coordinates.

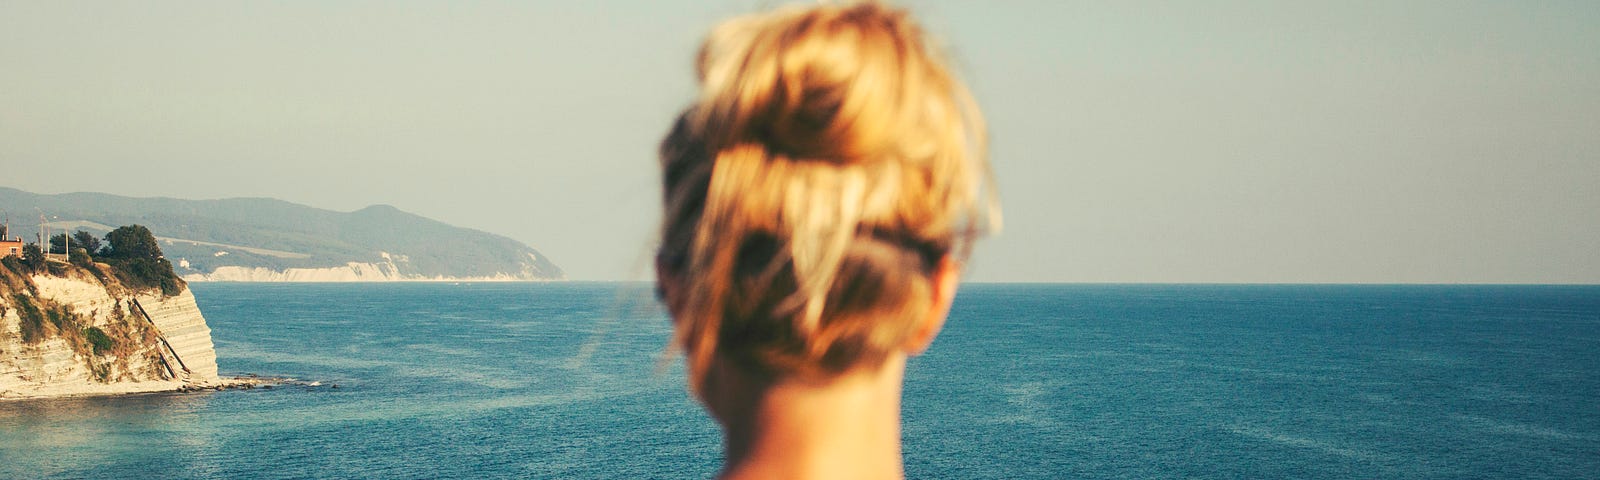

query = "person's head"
[{"left": 657, "top": 1, "right": 996, "bottom": 398}]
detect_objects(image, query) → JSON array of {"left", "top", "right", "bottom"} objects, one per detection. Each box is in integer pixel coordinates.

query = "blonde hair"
[{"left": 658, "top": 1, "right": 996, "bottom": 389}]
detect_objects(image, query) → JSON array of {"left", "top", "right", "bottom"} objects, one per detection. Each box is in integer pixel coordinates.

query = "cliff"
[
  {"left": 180, "top": 253, "right": 555, "bottom": 282},
  {"left": 0, "top": 261, "right": 227, "bottom": 400}
]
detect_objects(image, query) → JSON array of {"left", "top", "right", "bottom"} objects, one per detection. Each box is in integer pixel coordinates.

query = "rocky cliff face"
[{"left": 0, "top": 270, "right": 223, "bottom": 399}]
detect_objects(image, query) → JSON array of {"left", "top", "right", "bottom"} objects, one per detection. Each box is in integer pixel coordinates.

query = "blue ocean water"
[{"left": 1, "top": 283, "right": 1597, "bottom": 479}]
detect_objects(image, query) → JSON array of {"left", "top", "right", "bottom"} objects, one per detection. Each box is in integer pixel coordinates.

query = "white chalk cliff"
[
  {"left": 1, "top": 273, "right": 223, "bottom": 399},
  {"left": 183, "top": 263, "right": 547, "bottom": 282},
  {"left": 180, "top": 252, "right": 557, "bottom": 283}
]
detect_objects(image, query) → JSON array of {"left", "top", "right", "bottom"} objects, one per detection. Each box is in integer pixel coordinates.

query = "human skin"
[{"left": 662, "top": 257, "right": 960, "bottom": 480}]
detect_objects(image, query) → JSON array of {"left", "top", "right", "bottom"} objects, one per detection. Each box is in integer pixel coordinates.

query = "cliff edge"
[{"left": 0, "top": 258, "right": 228, "bottom": 400}]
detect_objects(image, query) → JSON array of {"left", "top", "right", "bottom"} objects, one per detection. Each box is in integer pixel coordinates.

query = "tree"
[
  {"left": 72, "top": 230, "right": 102, "bottom": 255},
  {"left": 99, "top": 225, "right": 183, "bottom": 296},
  {"left": 102, "top": 225, "right": 163, "bottom": 261},
  {"left": 49, "top": 233, "right": 68, "bottom": 255},
  {"left": 21, "top": 243, "right": 45, "bottom": 272}
]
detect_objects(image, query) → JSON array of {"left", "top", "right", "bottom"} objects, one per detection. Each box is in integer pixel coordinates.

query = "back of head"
[{"left": 658, "top": 1, "right": 996, "bottom": 389}]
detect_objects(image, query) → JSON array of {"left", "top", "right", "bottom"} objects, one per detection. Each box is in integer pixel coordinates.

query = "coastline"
[
  {"left": 183, "top": 276, "right": 565, "bottom": 283},
  {"left": 0, "top": 376, "right": 280, "bottom": 401},
  {"left": 180, "top": 263, "right": 564, "bottom": 283}
]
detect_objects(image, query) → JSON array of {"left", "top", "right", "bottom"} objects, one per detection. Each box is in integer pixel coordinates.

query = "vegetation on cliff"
[
  {"left": 11, "top": 224, "right": 185, "bottom": 297},
  {"left": 2, "top": 289, "right": 166, "bottom": 382},
  {"left": 97, "top": 225, "right": 185, "bottom": 296},
  {"left": 1, "top": 224, "right": 184, "bottom": 382}
]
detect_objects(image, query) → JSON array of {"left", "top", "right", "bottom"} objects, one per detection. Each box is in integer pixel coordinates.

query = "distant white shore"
[{"left": 182, "top": 264, "right": 562, "bottom": 283}]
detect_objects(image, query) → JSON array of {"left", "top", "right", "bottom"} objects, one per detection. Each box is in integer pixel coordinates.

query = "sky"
[{"left": 2, "top": 1, "right": 1596, "bottom": 283}]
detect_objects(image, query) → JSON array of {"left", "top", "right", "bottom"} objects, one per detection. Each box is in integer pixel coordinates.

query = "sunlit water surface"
[{"left": 2, "top": 283, "right": 1596, "bottom": 479}]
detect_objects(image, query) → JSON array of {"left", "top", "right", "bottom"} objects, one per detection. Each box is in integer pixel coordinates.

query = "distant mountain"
[{"left": 0, "top": 187, "right": 564, "bottom": 282}]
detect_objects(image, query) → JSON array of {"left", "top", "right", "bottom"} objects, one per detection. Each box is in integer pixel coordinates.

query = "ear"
[{"left": 904, "top": 255, "right": 959, "bottom": 355}]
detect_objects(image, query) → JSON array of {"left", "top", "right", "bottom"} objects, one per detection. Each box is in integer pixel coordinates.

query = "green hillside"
[{"left": 0, "top": 187, "right": 563, "bottom": 281}]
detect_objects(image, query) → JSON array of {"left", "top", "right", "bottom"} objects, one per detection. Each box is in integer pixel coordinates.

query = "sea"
[{"left": 1, "top": 283, "right": 1597, "bottom": 479}]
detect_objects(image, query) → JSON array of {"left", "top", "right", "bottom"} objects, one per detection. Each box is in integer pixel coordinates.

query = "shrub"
[
  {"left": 103, "top": 257, "right": 184, "bottom": 296},
  {"left": 0, "top": 256, "right": 34, "bottom": 293},
  {"left": 45, "top": 305, "right": 78, "bottom": 331},
  {"left": 13, "top": 294, "right": 47, "bottom": 344},
  {"left": 0, "top": 256, "right": 24, "bottom": 276},
  {"left": 70, "top": 247, "right": 94, "bottom": 266},
  {"left": 84, "top": 327, "right": 115, "bottom": 355},
  {"left": 91, "top": 362, "right": 112, "bottom": 382},
  {"left": 21, "top": 243, "right": 45, "bottom": 273}
]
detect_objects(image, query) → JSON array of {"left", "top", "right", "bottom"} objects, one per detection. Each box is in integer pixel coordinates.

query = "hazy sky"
[{"left": 2, "top": 1, "right": 1596, "bottom": 283}]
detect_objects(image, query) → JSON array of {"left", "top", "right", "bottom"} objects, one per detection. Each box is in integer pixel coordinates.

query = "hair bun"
[
  {"left": 660, "top": 1, "right": 995, "bottom": 389},
  {"left": 695, "top": 2, "right": 936, "bottom": 164}
]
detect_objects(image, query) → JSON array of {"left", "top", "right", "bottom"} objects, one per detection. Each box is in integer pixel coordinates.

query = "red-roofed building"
[
  {"left": 0, "top": 238, "right": 21, "bottom": 258},
  {"left": 1, "top": 224, "right": 22, "bottom": 257}
]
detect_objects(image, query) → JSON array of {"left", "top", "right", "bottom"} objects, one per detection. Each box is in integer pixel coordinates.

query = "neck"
[{"left": 707, "top": 355, "right": 909, "bottom": 480}]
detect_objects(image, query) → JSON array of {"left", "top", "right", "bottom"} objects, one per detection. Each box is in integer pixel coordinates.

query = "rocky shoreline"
[
  {"left": 0, "top": 376, "right": 257, "bottom": 401},
  {"left": 172, "top": 376, "right": 278, "bottom": 394},
  {"left": 0, "top": 375, "right": 336, "bottom": 400}
]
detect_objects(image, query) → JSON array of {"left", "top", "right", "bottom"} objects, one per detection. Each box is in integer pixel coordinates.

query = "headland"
[{"left": 0, "top": 224, "right": 257, "bottom": 400}]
